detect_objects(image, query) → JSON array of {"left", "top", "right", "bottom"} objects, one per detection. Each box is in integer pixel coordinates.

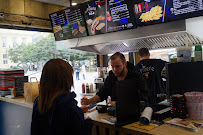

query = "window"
[
  {"left": 3, "top": 60, "right": 7, "bottom": 64},
  {"left": 22, "top": 38, "right": 27, "bottom": 44},
  {"left": 12, "top": 37, "right": 17, "bottom": 47},
  {"left": 3, "top": 54, "right": 7, "bottom": 58},
  {"left": 2, "top": 37, "right": 6, "bottom": 47}
]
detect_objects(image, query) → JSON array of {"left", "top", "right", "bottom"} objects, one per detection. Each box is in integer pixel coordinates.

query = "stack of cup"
[{"left": 170, "top": 94, "right": 186, "bottom": 119}]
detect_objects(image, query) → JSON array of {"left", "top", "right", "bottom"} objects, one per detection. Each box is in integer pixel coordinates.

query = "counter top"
[
  {"left": 0, "top": 97, "right": 33, "bottom": 108},
  {"left": 1, "top": 97, "right": 203, "bottom": 135},
  {"left": 86, "top": 110, "right": 203, "bottom": 135}
]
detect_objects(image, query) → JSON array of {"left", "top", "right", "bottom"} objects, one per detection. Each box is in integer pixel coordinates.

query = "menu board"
[
  {"left": 106, "top": 0, "right": 135, "bottom": 32},
  {"left": 133, "top": 0, "right": 203, "bottom": 27},
  {"left": 83, "top": 0, "right": 106, "bottom": 36},
  {"left": 49, "top": 5, "right": 87, "bottom": 41}
]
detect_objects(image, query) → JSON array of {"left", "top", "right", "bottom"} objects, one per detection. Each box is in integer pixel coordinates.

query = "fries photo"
[{"left": 139, "top": 5, "right": 163, "bottom": 22}]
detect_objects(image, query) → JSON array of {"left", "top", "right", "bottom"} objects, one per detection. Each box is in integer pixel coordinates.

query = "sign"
[
  {"left": 14, "top": 76, "right": 28, "bottom": 98},
  {"left": 133, "top": 0, "right": 203, "bottom": 26},
  {"left": 83, "top": 0, "right": 107, "bottom": 36},
  {"left": 106, "top": 0, "right": 135, "bottom": 32},
  {"left": 49, "top": 4, "right": 87, "bottom": 41}
]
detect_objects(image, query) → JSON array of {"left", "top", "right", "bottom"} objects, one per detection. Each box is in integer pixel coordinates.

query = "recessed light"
[
  {"left": 72, "top": 3, "right": 77, "bottom": 6},
  {"left": 123, "top": 42, "right": 129, "bottom": 47}
]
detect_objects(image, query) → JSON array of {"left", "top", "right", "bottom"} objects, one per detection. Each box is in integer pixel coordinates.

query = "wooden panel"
[
  {"left": 0, "top": 0, "right": 9, "bottom": 12},
  {"left": 99, "top": 126, "right": 106, "bottom": 135},
  {"left": 9, "top": 0, "right": 24, "bottom": 14},
  {"left": 119, "top": 132, "right": 127, "bottom": 135},
  {"left": 47, "top": 4, "right": 66, "bottom": 15},
  {"left": 24, "top": 0, "right": 48, "bottom": 18},
  {"left": 92, "top": 125, "right": 97, "bottom": 135},
  {"left": 0, "top": 0, "right": 66, "bottom": 29},
  {"left": 134, "top": 52, "right": 140, "bottom": 64},
  {"left": 109, "top": 128, "right": 116, "bottom": 135}
]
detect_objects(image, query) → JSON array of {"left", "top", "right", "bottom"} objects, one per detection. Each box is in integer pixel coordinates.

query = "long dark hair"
[{"left": 38, "top": 58, "right": 73, "bottom": 114}]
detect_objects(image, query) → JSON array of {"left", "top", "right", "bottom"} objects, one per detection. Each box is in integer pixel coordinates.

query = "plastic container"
[
  {"left": 194, "top": 45, "right": 202, "bottom": 62},
  {"left": 89, "top": 83, "right": 93, "bottom": 93},
  {"left": 170, "top": 94, "right": 186, "bottom": 119},
  {"left": 176, "top": 47, "right": 192, "bottom": 62},
  {"left": 184, "top": 92, "right": 203, "bottom": 120}
]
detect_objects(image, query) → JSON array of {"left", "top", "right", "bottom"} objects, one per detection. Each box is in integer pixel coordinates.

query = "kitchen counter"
[
  {"left": 86, "top": 110, "right": 203, "bottom": 135},
  {"left": 0, "top": 97, "right": 33, "bottom": 108},
  {"left": 0, "top": 97, "right": 203, "bottom": 135}
]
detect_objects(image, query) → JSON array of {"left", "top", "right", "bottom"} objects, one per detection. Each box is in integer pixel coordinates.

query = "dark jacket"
[
  {"left": 31, "top": 92, "right": 93, "bottom": 135},
  {"left": 96, "top": 62, "right": 149, "bottom": 106},
  {"left": 135, "top": 59, "right": 166, "bottom": 106}
]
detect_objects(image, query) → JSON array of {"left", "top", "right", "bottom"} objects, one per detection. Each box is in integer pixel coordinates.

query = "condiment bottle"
[
  {"left": 86, "top": 83, "right": 89, "bottom": 93},
  {"left": 89, "top": 83, "right": 93, "bottom": 93},
  {"left": 82, "top": 83, "right": 85, "bottom": 93}
]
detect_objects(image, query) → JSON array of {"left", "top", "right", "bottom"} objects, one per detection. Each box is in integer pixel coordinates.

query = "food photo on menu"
[
  {"left": 133, "top": 0, "right": 203, "bottom": 27},
  {"left": 84, "top": 0, "right": 106, "bottom": 36},
  {"left": 133, "top": 0, "right": 166, "bottom": 26}
]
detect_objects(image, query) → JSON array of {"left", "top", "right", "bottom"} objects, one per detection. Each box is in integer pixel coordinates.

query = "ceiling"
[{"left": 34, "top": 0, "right": 87, "bottom": 7}]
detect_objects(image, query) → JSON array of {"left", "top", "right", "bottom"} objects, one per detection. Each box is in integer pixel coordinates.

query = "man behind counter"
[
  {"left": 135, "top": 48, "right": 167, "bottom": 110},
  {"left": 81, "top": 52, "right": 149, "bottom": 108}
]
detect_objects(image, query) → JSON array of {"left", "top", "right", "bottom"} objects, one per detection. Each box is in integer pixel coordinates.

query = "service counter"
[
  {"left": 87, "top": 110, "right": 203, "bottom": 135},
  {"left": 0, "top": 97, "right": 203, "bottom": 135}
]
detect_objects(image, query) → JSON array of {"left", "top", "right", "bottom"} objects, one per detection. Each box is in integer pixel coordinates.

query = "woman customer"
[{"left": 31, "top": 58, "right": 92, "bottom": 135}]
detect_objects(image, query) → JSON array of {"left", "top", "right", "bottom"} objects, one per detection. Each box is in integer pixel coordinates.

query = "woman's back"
[{"left": 31, "top": 92, "right": 92, "bottom": 135}]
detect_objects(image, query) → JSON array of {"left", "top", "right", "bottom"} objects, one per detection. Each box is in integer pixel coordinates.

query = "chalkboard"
[{"left": 14, "top": 76, "right": 28, "bottom": 98}]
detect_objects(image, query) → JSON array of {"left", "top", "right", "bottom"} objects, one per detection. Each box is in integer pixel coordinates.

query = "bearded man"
[{"left": 81, "top": 52, "right": 149, "bottom": 108}]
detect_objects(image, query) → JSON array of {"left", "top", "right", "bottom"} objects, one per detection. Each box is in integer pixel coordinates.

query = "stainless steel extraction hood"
[{"left": 57, "top": 17, "right": 203, "bottom": 55}]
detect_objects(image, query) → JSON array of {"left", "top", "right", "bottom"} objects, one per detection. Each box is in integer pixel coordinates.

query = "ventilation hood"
[{"left": 56, "top": 17, "right": 203, "bottom": 55}]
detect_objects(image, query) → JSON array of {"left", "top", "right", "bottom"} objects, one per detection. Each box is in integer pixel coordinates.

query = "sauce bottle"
[
  {"left": 86, "top": 83, "right": 89, "bottom": 93},
  {"left": 89, "top": 83, "right": 93, "bottom": 93},
  {"left": 82, "top": 83, "right": 85, "bottom": 93}
]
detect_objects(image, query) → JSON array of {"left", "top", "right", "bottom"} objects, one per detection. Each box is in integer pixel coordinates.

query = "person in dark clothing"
[
  {"left": 135, "top": 48, "right": 167, "bottom": 110},
  {"left": 81, "top": 52, "right": 149, "bottom": 108},
  {"left": 31, "top": 59, "right": 92, "bottom": 135}
]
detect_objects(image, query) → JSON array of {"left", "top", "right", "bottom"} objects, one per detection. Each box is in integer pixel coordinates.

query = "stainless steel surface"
[
  {"left": 69, "top": 19, "right": 203, "bottom": 54},
  {"left": 72, "top": 32, "right": 203, "bottom": 54}
]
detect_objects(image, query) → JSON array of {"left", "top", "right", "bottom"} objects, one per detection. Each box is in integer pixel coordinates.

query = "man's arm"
[
  {"left": 135, "top": 71, "right": 149, "bottom": 107},
  {"left": 81, "top": 95, "right": 100, "bottom": 105},
  {"left": 81, "top": 73, "right": 114, "bottom": 105},
  {"left": 89, "top": 95, "right": 101, "bottom": 104}
]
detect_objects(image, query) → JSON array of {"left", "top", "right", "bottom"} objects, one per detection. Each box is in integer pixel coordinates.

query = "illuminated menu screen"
[
  {"left": 133, "top": 0, "right": 203, "bottom": 27},
  {"left": 83, "top": 0, "right": 106, "bottom": 36},
  {"left": 49, "top": 5, "right": 87, "bottom": 41},
  {"left": 106, "top": 0, "right": 135, "bottom": 32},
  {"left": 83, "top": 0, "right": 135, "bottom": 35}
]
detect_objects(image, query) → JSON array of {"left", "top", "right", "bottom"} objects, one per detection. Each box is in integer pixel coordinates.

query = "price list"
[
  {"left": 107, "top": 0, "right": 134, "bottom": 32},
  {"left": 64, "top": 9, "right": 83, "bottom": 25},
  {"left": 50, "top": 12, "right": 66, "bottom": 27},
  {"left": 173, "top": 0, "right": 203, "bottom": 15}
]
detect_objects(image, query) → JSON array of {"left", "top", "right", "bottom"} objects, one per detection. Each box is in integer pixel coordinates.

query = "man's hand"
[
  {"left": 80, "top": 105, "right": 89, "bottom": 113},
  {"left": 106, "top": 101, "right": 116, "bottom": 108},
  {"left": 81, "top": 97, "right": 90, "bottom": 105}
]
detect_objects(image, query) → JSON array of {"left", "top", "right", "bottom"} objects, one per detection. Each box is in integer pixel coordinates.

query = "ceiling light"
[
  {"left": 123, "top": 42, "right": 129, "bottom": 47},
  {"left": 72, "top": 3, "right": 77, "bottom": 6}
]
